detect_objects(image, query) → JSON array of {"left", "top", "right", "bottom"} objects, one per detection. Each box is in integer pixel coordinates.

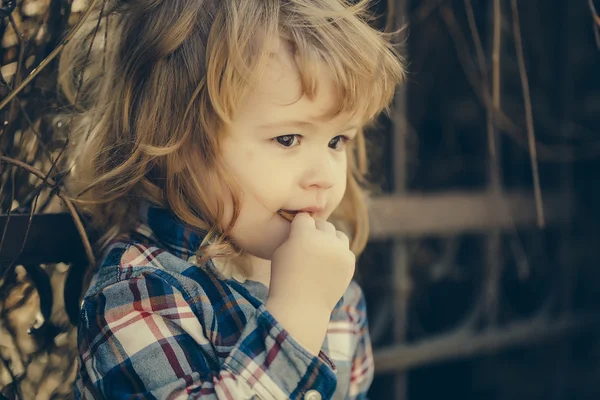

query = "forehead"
[{"left": 234, "top": 38, "right": 351, "bottom": 127}]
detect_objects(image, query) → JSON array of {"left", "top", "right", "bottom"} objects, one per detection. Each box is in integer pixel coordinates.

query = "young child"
[{"left": 59, "top": 0, "right": 404, "bottom": 398}]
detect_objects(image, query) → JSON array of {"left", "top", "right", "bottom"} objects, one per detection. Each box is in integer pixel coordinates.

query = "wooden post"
[
  {"left": 483, "top": 0, "right": 504, "bottom": 326},
  {"left": 390, "top": 0, "right": 410, "bottom": 398}
]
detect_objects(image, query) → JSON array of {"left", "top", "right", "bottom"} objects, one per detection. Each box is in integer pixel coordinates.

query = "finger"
[
  {"left": 336, "top": 230, "right": 350, "bottom": 245},
  {"left": 289, "top": 212, "right": 315, "bottom": 235},
  {"left": 315, "top": 219, "right": 336, "bottom": 235}
]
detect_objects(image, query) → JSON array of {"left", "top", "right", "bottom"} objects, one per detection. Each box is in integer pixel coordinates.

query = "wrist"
[
  {"left": 265, "top": 296, "right": 332, "bottom": 355},
  {"left": 266, "top": 294, "right": 333, "bottom": 316}
]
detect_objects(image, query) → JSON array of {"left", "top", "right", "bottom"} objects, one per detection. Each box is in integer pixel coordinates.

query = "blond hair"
[{"left": 59, "top": 0, "right": 405, "bottom": 276}]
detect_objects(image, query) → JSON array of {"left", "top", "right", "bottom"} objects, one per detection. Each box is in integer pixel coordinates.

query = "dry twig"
[
  {"left": 589, "top": 0, "right": 600, "bottom": 48},
  {"left": 511, "top": 0, "right": 545, "bottom": 228}
]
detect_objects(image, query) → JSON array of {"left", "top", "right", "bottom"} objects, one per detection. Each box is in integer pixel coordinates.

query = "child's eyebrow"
[{"left": 257, "top": 119, "right": 358, "bottom": 132}]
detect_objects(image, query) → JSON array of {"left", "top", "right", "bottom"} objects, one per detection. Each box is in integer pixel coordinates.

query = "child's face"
[{"left": 218, "top": 38, "right": 358, "bottom": 261}]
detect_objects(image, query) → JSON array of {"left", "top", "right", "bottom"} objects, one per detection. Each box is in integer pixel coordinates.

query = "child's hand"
[
  {"left": 266, "top": 213, "right": 355, "bottom": 355},
  {"left": 270, "top": 212, "right": 356, "bottom": 311}
]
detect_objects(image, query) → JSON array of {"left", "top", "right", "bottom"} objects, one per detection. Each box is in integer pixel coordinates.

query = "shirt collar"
[
  {"left": 135, "top": 202, "right": 252, "bottom": 284},
  {"left": 135, "top": 201, "right": 205, "bottom": 261},
  {"left": 133, "top": 202, "right": 269, "bottom": 299}
]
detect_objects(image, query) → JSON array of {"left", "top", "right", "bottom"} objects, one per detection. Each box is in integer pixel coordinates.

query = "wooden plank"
[
  {"left": 373, "top": 313, "right": 600, "bottom": 373},
  {"left": 0, "top": 190, "right": 566, "bottom": 268},
  {"left": 0, "top": 213, "right": 91, "bottom": 268},
  {"left": 368, "top": 191, "right": 568, "bottom": 239}
]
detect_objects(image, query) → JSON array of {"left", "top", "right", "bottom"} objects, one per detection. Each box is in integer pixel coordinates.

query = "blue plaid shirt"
[{"left": 75, "top": 203, "right": 374, "bottom": 399}]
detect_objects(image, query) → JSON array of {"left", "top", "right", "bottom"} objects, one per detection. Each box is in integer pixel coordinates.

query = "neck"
[{"left": 245, "top": 254, "right": 272, "bottom": 286}]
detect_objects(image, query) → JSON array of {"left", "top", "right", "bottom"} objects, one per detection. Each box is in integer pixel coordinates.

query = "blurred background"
[{"left": 0, "top": 0, "right": 599, "bottom": 399}]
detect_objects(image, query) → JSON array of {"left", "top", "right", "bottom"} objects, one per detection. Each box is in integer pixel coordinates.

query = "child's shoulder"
[
  {"left": 85, "top": 238, "right": 218, "bottom": 302},
  {"left": 100, "top": 238, "right": 190, "bottom": 275}
]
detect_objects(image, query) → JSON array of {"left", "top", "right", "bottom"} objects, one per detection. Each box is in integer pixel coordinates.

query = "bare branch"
[
  {"left": 511, "top": 0, "right": 545, "bottom": 228},
  {"left": 491, "top": 0, "right": 501, "bottom": 163},
  {"left": 0, "top": 168, "right": 16, "bottom": 253},
  {"left": 589, "top": 0, "right": 600, "bottom": 48}
]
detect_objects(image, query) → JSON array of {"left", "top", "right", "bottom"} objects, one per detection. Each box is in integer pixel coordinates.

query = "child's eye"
[
  {"left": 329, "top": 135, "right": 351, "bottom": 151},
  {"left": 273, "top": 134, "right": 301, "bottom": 148}
]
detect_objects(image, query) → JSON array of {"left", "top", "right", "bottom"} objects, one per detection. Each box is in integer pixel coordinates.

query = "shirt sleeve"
[
  {"left": 75, "top": 272, "right": 337, "bottom": 400},
  {"left": 347, "top": 284, "right": 375, "bottom": 400}
]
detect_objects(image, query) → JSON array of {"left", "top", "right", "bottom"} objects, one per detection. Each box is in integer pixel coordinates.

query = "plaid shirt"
[{"left": 75, "top": 204, "right": 374, "bottom": 400}]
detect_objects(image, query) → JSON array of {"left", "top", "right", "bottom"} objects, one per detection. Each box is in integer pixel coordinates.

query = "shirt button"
[{"left": 303, "top": 390, "right": 322, "bottom": 400}]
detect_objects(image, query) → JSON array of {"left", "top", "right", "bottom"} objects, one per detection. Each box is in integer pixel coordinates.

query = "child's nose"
[{"left": 300, "top": 158, "right": 335, "bottom": 190}]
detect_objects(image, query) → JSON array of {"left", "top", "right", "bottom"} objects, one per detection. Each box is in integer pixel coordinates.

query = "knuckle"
[{"left": 337, "top": 230, "right": 349, "bottom": 240}]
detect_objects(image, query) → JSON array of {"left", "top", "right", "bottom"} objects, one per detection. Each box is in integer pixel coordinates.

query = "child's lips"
[
  {"left": 277, "top": 207, "right": 322, "bottom": 221},
  {"left": 277, "top": 209, "right": 297, "bottom": 222}
]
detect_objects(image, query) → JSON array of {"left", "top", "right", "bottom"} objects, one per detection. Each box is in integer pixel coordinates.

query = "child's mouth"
[
  {"left": 277, "top": 209, "right": 299, "bottom": 222},
  {"left": 277, "top": 209, "right": 314, "bottom": 222}
]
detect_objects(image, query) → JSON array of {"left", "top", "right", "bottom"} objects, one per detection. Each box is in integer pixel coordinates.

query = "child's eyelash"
[
  {"left": 270, "top": 134, "right": 356, "bottom": 149},
  {"left": 272, "top": 134, "right": 302, "bottom": 147},
  {"left": 329, "top": 135, "right": 354, "bottom": 150}
]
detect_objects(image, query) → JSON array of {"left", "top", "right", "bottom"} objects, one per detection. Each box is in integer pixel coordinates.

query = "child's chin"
[{"left": 247, "top": 223, "right": 291, "bottom": 260}]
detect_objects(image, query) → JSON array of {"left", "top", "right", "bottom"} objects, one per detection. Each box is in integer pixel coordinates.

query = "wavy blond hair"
[{"left": 59, "top": 0, "right": 405, "bottom": 276}]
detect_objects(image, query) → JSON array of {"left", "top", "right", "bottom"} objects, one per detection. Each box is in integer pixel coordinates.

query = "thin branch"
[
  {"left": 463, "top": 0, "right": 497, "bottom": 164},
  {"left": 385, "top": 0, "right": 396, "bottom": 33},
  {"left": 15, "top": 104, "right": 53, "bottom": 163},
  {"left": 491, "top": 0, "right": 501, "bottom": 165},
  {"left": 8, "top": 14, "right": 26, "bottom": 89},
  {"left": 591, "top": 0, "right": 600, "bottom": 25},
  {"left": 0, "top": 168, "right": 16, "bottom": 253},
  {"left": 511, "top": 0, "right": 545, "bottom": 228},
  {"left": 2, "top": 189, "right": 41, "bottom": 281},
  {"left": 0, "top": 156, "right": 95, "bottom": 269},
  {"left": 0, "top": 74, "right": 54, "bottom": 162},
  {"left": 464, "top": 0, "right": 489, "bottom": 85},
  {"left": 589, "top": 0, "right": 600, "bottom": 48}
]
